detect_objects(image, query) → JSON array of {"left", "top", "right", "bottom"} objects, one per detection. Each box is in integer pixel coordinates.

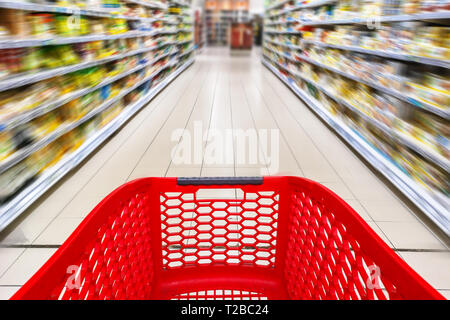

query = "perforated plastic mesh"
[
  {"left": 283, "top": 188, "right": 398, "bottom": 300},
  {"left": 172, "top": 290, "right": 268, "bottom": 300},
  {"left": 160, "top": 190, "right": 279, "bottom": 269},
  {"left": 14, "top": 177, "right": 441, "bottom": 300},
  {"left": 52, "top": 192, "right": 154, "bottom": 300}
]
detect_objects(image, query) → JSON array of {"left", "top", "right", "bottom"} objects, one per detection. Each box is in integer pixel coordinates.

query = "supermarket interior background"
[{"left": 0, "top": 0, "right": 449, "bottom": 300}]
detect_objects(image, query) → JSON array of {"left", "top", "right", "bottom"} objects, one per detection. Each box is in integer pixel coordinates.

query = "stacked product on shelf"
[
  {"left": 0, "top": 0, "right": 195, "bottom": 231},
  {"left": 262, "top": 0, "right": 450, "bottom": 235},
  {"left": 169, "top": 0, "right": 195, "bottom": 61}
]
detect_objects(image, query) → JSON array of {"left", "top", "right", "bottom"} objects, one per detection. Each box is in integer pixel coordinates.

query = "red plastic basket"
[{"left": 12, "top": 177, "right": 444, "bottom": 300}]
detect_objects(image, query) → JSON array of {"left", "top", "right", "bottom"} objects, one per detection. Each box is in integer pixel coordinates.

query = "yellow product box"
[
  {"left": 0, "top": 130, "right": 14, "bottom": 161},
  {"left": 407, "top": 81, "right": 450, "bottom": 109}
]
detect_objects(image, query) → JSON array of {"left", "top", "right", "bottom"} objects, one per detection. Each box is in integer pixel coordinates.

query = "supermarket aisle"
[{"left": 0, "top": 48, "right": 449, "bottom": 299}]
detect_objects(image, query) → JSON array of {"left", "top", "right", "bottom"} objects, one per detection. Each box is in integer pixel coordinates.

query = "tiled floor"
[{"left": 0, "top": 48, "right": 448, "bottom": 299}]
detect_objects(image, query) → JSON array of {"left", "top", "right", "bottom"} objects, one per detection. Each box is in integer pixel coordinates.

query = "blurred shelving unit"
[
  {"left": 206, "top": 10, "right": 250, "bottom": 45},
  {"left": 168, "top": 0, "right": 196, "bottom": 62},
  {"left": 194, "top": 8, "right": 206, "bottom": 51},
  {"left": 0, "top": 0, "right": 195, "bottom": 231},
  {"left": 262, "top": 0, "right": 450, "bottom": 236},
  {"left": 204, "top": 0, "right": 250, "bottom": 46}
]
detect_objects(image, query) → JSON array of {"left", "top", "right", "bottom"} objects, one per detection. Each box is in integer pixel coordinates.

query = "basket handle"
[{"left": 177, "top": 176, "right": 263, "bottom": 186}]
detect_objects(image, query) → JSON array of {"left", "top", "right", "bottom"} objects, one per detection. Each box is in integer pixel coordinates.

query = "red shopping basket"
[{"left": 12, "top": 176, "right": 443, "bottom": 300}]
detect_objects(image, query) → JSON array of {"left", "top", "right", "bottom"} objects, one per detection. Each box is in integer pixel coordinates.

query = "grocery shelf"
[
  {"left": 159, "top": 29, "right": 179, "bottom": 34},
  {"left": 0, "top": 55, "right": 177, "bottom": 175},
  {"left": 267, "top": 0, "right": 337, "bottom": 18},
  {"left": 164, "top": 19, "right": 179, "bottom": 25},
  {"left": 177, "top": 28, "right": 194, "bottom": 33},
  {"left": 265, "top": 18, "right": 297, "bottom": 26},
  {"left": 1, "top": 50, "right": 174, "bottom": 131},
  {"left": 177, "top": 39, "right": 193, "bottom": 45},
  {"left": 124, "top": 0, "right": 168, "bottom": 9},
  {"left": 265, "top": 46, "right": 298, "bottom": 62},
  {"left": 300, "top": 11, "right": 450, "bottom": 26},
  {"left": 0, "top": 0, "right": 148, "bottom": 20},
  {"left": 264, "top": 48, "right": 450, "bottom": 171},
  {"left": 178, "top": 47, "right": 195, "bottom": 58},
  {"left": 262, "top": 58, "right": 450, "bottom": 236},
  {"left": 267, "top": 45, "right": 449, "bottom": 119},
  {"left": 265, "top": 38, "right": 302, "bottom": 50},
  {"left": 264, "top": 39, "right": 303, "bottom": 50},
  {"left": 0, "top": 58, "right": 194, "bottom": 232},
  {"left": 264, "top": 41, "right": 449, "bottom": 118},
  {"left": 170, "top": 0, "right": 190, "bottom": 7},
  {"left": 265, "top": 0, "right": 292, "bottom": 11},
  {"left": 296, "top": 53, "right": 449, "bottom": 119},
  {"left": 265, "top": 29, "right": 299, "bottom": 34},
  {"left": 0, "top": 29, "right": 163, "bottom": 49},
  {"left": 302, "top": 40, "right": 450, "bottom": 69},
  {"left": 266, "top": 53, "right": 449, "bottom": 172},
  {"left": 0, "top": 41, "right": 173, "bottom": 92}
]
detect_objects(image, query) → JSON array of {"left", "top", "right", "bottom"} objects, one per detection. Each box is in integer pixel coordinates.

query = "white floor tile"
[
  {"left": 438, "top": 290, "right": 450, "bottom": 299},
  {"left": 0, "top": 248, "right": 25, "bottom": 278},
  {"left": 322, "top": 181, "right": 355, "bottom": 200},
  {"left": 377, "top": 221, "right": 447, "bottom": 250},
  {"left": 0, "top": 286, "right": 19, "bottom": 300},
  {"left": 235, "top": 167, "right": 270, "bottom": 176},
  {"left": 0, "top": 214, "right": 54, "bottom": 245},
  {"left": 399, "top": 252, "right": 450, "bottom": 290},
  {"left": 57, "top": 193, "right": 107, "bottom": 219},
  {"left": 344, "top": 200, "right": 373, "bottom": 221},
  {"left": 33, "top": 217, "right": 84, "bottom": 245},
  {"left": 0, "top": 248, "right": 57, "bottom": 286},
  {"left": 201, "top": 167, "right": 235, "bottom": 177},
  {"left": 359, "top": 199, "right": 417, "bottom": 222},
  {"left": 302, "top": 166, "right": 341, "bottom": 183},
  {"left": 365, "top": 221, "right": 394, "bottom": 248},
  {"left": 127, "top": 166, "right": 167, "bottom": 181},
  {"left": 166, "top": 167, "right": 201, "bottom": 177}
]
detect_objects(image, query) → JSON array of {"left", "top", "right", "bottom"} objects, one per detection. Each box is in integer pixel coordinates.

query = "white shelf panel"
[
  {"left": 124, "top": 0, "right": 168, "bottom": 9},
  {"left": 300, "top": 11, "right": 450, "bottom": 25},
  {"left": 266, "top": 0, "right": 337, "bottom": 18},
  {"left": 302, "top": 40, "right": 450, "bottom": 69},
  {"left": 265, "top": 0, "right": 292, "bottom": 12},
  {"left": 0, "top": 0, "right": 157, "bottom": 20},
  {"left": 0, "top": 29, "right": 167, "bottom": 49}
]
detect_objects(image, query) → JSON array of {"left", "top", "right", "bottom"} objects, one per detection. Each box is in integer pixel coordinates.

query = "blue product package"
[
  {"left": 143, "top": 80, "right": 151, "bottom": 94},
  {"left": 101, "top": 84, "right": 111, "bottom": 100}
]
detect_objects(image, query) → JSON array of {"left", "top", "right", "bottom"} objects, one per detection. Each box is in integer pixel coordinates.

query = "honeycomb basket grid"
[
  {"left": 283, "top": 188, "right": 398, "bottom": 300},
  {"left": 51, "top": 192, "right": 155, "bottom": 300},
  {"left": 172, "top": 289, "right": 268, "bottom": 300},
  {"left": 160, "top": 190, "right": 280, "bottom": 269}
]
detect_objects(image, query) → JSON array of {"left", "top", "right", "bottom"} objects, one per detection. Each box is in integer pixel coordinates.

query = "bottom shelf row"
[
  {"left": 0, "top": 57, "right": 195, "bottom": 231},
  {"left": 262, "top": 57, "right": 449, "bottom": 237}
]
